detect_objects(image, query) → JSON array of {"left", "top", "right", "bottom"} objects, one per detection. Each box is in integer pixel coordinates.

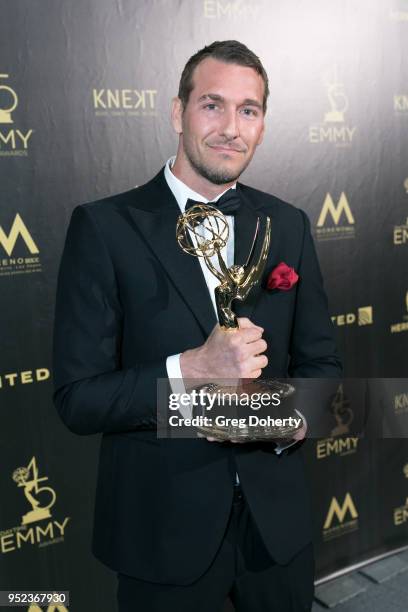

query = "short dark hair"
[{"left": 178, "top": 40, "right": 269, "bottom": 114}]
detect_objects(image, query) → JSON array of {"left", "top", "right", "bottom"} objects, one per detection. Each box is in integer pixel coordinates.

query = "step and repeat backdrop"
[{"left": 1, "top": 1, "right": 407, "bottom": 610}]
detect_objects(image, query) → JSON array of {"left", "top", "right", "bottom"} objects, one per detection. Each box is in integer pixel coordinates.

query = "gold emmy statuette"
[
  {"left": 176, "top": 204, "right": 302, "bottom": 443},
  {"left": 13, "top": 457, "right": 56, "bottom": 525},
  {"left": 176, "top": 203, "right": 270, "bottom": 329}
]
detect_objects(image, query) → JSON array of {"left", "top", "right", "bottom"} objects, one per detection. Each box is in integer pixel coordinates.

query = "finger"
[
  {"left": 237, "top": 317, "right": 263, "bottom": 331},
  {"left": 250, "top": 353, "right": 268, "bottom": 367},
  {"left": 246, "top": 338, "right": 268, "bottom": 356},
  {"left": 246, "top": 368, "right": 262, "bottom": 379},
  {"left": 247, "top": 354, "right": 268, "bottom": 372},
  {"left": 239, "top": 326, "right": 264, "bottom": 344},
  {"left": 293, "top": 424, "right": 308, "bottom": 441},
  {"left": 239, "top": 367, "right": 263, "bottom": 379}
]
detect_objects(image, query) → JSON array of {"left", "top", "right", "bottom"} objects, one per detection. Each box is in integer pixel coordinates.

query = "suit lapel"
[
  {"left": 126, "top": 171, "right": 217, "bottom": 337},
  {"left": 125, "top": 170, "right": 279, "bottom": 334},
  {"left": 233, "top": 184, "right": 260, "bottom": 268},
  {"left": 233, "top": 184, "right": 278, "bottom": 321}
]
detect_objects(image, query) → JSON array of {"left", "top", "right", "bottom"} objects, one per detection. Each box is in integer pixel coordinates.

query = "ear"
[{"left": 171, "top": 97, "right": 183, "bottom": 134}]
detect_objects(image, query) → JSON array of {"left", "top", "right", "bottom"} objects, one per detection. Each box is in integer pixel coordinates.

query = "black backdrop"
[{"left": 0, "top": 1, "right": 407, "bottom": 611}]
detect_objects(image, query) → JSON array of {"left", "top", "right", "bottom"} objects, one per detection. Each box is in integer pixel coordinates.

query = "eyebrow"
[{"left": 197, "top": 93, "right": 263, "bottom": 109}]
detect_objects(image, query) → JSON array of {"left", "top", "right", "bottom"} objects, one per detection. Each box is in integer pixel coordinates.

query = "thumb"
[{"left": 237, "top": 317, "right": 263, "bottom": 332}]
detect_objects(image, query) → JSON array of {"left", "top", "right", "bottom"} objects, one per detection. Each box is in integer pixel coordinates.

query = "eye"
[
  {"left": 203, "top": 103, "right": 219, "bottom": 111},
  {"left": 241, "top": 107, "right": 258, "bottom": 117}
]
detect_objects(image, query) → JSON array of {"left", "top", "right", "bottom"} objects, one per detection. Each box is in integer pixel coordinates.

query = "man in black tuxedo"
[{"left": 53, "top": 41, "right": 342, "bottom": 611}]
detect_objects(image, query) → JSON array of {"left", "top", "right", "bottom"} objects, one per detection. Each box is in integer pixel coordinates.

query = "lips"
[{"left": 208, "top": 144, "right": 244, "bottom": 154}]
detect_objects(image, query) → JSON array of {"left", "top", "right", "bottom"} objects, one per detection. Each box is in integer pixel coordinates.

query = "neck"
[{"left": 171, "top": 150, "right": 236, "bottom": 200}]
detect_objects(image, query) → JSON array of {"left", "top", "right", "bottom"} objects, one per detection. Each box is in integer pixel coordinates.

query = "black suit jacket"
[{"left": 52, "top": 168, "right": 342, "bottom": 584}]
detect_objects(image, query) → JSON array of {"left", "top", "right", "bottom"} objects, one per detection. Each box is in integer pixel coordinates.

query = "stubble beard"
[{"left": 184, "top": 142, "right": 251, "bottom": 186}]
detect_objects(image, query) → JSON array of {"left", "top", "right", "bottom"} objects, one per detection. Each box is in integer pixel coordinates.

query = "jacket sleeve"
[
  {"left": 288, "top": 209, "right": 343, "bottom": 378},
  {"left": 52, "top": 204, "right": 167, "bottom": 435}
]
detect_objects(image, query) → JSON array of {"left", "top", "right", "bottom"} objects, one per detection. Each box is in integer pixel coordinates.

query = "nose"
[{"left": 220, "top": 106, "right": 239, "bottom": 140}]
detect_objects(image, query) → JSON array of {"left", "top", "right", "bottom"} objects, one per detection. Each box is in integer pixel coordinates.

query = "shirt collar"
[{"left": 164, "top": 156, "right": 236, "bottom": 214}]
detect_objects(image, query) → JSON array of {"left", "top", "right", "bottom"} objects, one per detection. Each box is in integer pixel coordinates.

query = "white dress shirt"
[
  {"left": 164, "top": 156, "right": 236, "bottom": 383},
  {"left": 163, "top": 156, "right": 302, "bottom": 456}
]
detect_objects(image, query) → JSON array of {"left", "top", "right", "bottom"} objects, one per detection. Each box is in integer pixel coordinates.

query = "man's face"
[{"left": 173, "top": 57, "right": 265, "bottom": 185}]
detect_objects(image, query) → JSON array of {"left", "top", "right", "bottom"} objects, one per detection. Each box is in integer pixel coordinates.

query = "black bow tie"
[{"left": 185, "top": 188, "right": 241, "bottom": 217}]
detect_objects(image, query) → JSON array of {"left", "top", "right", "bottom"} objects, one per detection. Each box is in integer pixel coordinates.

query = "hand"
[
  {"left": 180, "top": 317, "right": 268, "bottom": 381},
  {"left": 275, "top": 411, "right": 308, "bottom": 454},
  {"left": 292, "top": 410, "right": 308, "bottom": 441},
  {"left": 196, "top": 431, "right": 242, "bottom": 444}
]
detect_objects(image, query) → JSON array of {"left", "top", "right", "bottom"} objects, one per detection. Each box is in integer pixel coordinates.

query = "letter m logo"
[
  {"left": 323, "top": 492, "right": 358, "bottom": 529},
  {"left": 317, "top": 193, "right": 355, "bottom": 227},
  {"left": 0, "top": 213, "right": 39, "bottom": 256}
]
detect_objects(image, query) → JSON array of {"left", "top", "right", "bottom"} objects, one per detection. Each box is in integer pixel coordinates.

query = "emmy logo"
[
  {"left": 12, "top": 457, "right": 56, "bottom": 525},
  {"left": 0, "top": 74, "right": 18, "bottom": 124},
  {"left": 330, "top": 384, "right": 353, "bottom": 437},
  {"left": 176, "top": 203, "right": 270, "bottom": 329},
  {"left": 323, "top": 66, "right": 348, "bottom": 123}
]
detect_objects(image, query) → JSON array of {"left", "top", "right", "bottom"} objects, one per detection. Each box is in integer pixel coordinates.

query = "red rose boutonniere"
[{"left": 267, "top": 262, "right": 299, "bottom": 291}]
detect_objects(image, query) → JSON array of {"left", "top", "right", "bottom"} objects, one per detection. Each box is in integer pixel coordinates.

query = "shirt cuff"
[
  {"left": 165, "top": 353, "right": 192, "bottom": 418},
  {"left": 166, "top": 353, "right": 183, "bottom": 383}
]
